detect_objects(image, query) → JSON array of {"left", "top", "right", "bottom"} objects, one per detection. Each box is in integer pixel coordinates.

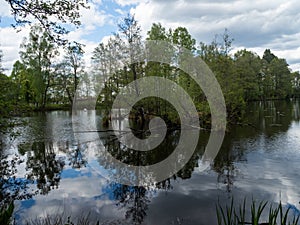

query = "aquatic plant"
[{"left": 216, "top": 198, "right": 300, "bottom": 225}]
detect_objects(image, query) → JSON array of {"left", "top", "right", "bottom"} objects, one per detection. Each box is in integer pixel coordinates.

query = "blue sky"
[{"left": 1, "top": 0, "right": 300, "bottom": 74}]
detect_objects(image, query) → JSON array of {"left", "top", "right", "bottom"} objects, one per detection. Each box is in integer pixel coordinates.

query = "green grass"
[
  {"left": 0, "top": 202, "right": 14, "bottom": 225},
  {"left": 216, "top": 198, "right": 300, "bottom": 225}
]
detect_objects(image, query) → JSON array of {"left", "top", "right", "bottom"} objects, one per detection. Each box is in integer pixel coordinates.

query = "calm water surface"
[{"left": 1, "top": 100, "right": 300, "bottom": 225}]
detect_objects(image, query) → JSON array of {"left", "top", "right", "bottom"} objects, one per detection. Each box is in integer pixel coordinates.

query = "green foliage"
[
  {"left": 5, "top": 0, "right": 89, "bottom": 44},
  {"left": 0, "top": 202, "right": 14, "bottom": 225},
  {"left": 11, "top": 60, "right": 34, "bottom": 104},
  {"left": 234, "top": 50, "right": 262, "bottom": 101},
  {"left": 216, "top": 198, "right": 300, "bottom": 225},
  {"left": 0, "top": 16, "right": 298, "bottom": 127},
  {"left": 251, "top": 200, "right": 268, "bottom": 225},
  {"left": 216, "top": 198, "right": 236, "bottom": 225},
  {"left": 0, "top": 73, "right": 15, "bottom": 117},
  {"left": 292, "top": 71, "right": 300, "bottom": 97},
  {"left": 20, "top": 25, "right": 59, "bottom": 109},
  {"left": 90, "top": 19, "right": 298, "bottom": 126},
  {"left": 58, "top": 42, "right": 85, "bottom": 104},
  {"left": 263, "top": 49, "right": 276, "bottom": 63},
  {"left": 172, "top": 27, "right": 196, "bottom": 51}
]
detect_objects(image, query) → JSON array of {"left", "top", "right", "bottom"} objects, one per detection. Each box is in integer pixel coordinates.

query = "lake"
[{"left": 1, "top": 100, "right": 300, "bottom": 225}]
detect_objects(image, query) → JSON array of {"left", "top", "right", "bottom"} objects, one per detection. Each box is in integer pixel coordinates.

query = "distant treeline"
[{"left": 0, "top": 15, "right": 299, "bottom": 125}]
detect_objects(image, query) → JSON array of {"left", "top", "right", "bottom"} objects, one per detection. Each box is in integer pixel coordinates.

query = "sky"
[{"left": 0, "top": 0, "right": 300, "bottom": 75}]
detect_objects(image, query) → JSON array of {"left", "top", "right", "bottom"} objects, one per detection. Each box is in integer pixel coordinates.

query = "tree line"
[{"left": 1, "top": 15, "right": 300, "bottom": 125}]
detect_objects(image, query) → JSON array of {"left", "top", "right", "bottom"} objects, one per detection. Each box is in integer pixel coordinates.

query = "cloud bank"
[
  {"left": 132, "top": 0, "right": 300, "bottom": 71},
  {"left": 0, "top": 0, "right": 300, "bottom": 73}
]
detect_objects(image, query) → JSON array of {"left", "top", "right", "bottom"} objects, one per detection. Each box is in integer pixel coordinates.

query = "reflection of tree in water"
[
  {"left": 176, "top": 146, "right": 203, "bottom": 180},
  {"left": 244, "top": 100, "right": 295, "bottom": 136},
  {"left": 110, "top": 184, "right": 149, "bottom": 225},
  {"left": 105, "top": 178, "right": 172, "bottom": 225},
  {"left": 0, "top": 140, "right": 90, "bottom": 224},
  {"left": 212, "top": 133, "right": 246, "bottom": 193},
  {"left": 97, "top": 117, "right": 173, "bottom": 223},
  {"left": 68, "top": 142, "right": 87, "bottom": 168},
  {"left": 215, "top": 161, "right": 235, "bottom": 193},
  {"left": 98, "top": 120, "right": 202, "bottom": 224},
  {"left": 0, "top": 154, "right": 31, "bottom": 208},
  {"left": 99, "top": 147, "right": 201, "bottom": 224},
  {"left": 212, "top": 100, "right": 299, "bottom": 193},
  {"left": 0, "top": 139, "right": 91, "bottom": 213},
  {"left": 26, "top": 142, "right": 65, "bottom": 195},
  {"left": 0, "top": 100, "right": 297, "bottom": 223}
]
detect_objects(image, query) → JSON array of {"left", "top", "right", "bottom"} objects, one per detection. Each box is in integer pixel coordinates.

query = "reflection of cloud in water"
[
  {"left": 236, "top": 151, "right": 300, "bottom": 206},
  {"left": 207, "top": 125, "right": 300, "bottom": 208},
  {"left": 5, "top": 102, "right": 300, "bottom": 224},
  {"left": 15, "top": 175, "right": 126, "bottom": 224}
]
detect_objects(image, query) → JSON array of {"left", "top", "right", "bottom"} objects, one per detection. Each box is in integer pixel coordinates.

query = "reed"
[{"left": 216, "top": 199, "right": 300, "bottom": 225}]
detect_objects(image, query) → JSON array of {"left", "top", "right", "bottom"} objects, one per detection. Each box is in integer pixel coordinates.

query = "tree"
[
  {"left": 261, "top": 49, "right": 293, "bottom": 99},
  {"left": 0, "top": 73, "right": 15, "bottom": 117},
  {"left": 220, "top": 28, "right": 234, "bottom": 56},
  {"left": 89, "top": 21, "right": 298, "bottom": 127},
  {"left": 10, "top": 60, "right": 33, "bottom": 104},
  {"left": 0, "top": 49, "right": 4, "bottom": 73},
  {"left": 234, "top": 49, "right": 262, "bottom": 100},
  {"left": 172, "top": 27, "right": 196, "bottom": 51},
  {"left": 145, "top": 23, "right": 173, "bottom": 116},
  {"left": 292, "top": 71, "right": 300, "bottom": 97},
  {"left": 262, "top": 49, "right": 276, "bottom": 63},
  {"left": 269, "top": 58, "right": 292, "bottom": 98},
  {"left": 172, "top": 26, "right": 196, "bottom": 88},
  {"left": 4, "top": 0, "right": 89, "bottom": 44},
  {"left": 91, "top": 42, "right": 110, "bottom": 105},
  {"left": 117, "top": 14, "right": 143, "bottom": 96},
  {"left": 20, "top": 25, "right": 58, "bottom": 108},
  {"left": 199, "top": 30, "right": 245, "bottom": 121},
  {"left": 62, "top": 42, "right": 85, "bottom": 104},
  {"left": 48, "top": 61, "right": 69, "bottom": 105},
  {"left": 146, "top": 23, "right": 169, "bottom": 41},
  {"left": 91, "top": 37, "right": 123, "bottom": 112},
  {"left": 0, "top": 49, "right": 16, "bottom": 116}
]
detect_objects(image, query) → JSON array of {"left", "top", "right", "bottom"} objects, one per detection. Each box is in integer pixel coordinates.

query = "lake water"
[{"left": 1, "top": 100, "right": 300, "bottom": 225}]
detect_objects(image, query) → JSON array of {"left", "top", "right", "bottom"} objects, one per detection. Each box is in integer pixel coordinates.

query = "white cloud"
[
  {"left": 1, "top": 0, "right": 300, "bottom": 72},
  {"left": 15, "top": 176, "right": 126, "bottom": 223},
  {"left": 114, "top": 0, "right": 147, "bottom": 7},
  {"left": 131, "top": 0, "right": 300, "bottom": 71},
  {"left": 91, "top": 0, "right": 102, "bottom": 5},
  {"left": 0, "top": 0, "right": 111, "bottom": 74},
  {"left": 0, "top": 0, "right": 12, "bottom": 17},
  {"left": 79, "top": 2, "right": 108, "bottom": 30},
  {"left": 115, "top": 8, "right": 126, "bottom": 15},
  {"left": 0, "top": 26, "right": 30, "bottom": 74},
  {"left": 100, "top": 34, "right": 115, "bottom": 45}
]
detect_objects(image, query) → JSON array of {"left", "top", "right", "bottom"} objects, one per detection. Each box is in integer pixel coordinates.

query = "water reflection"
[
  {"left": 0, "top": 100, "right": 299, "bottom": 224},
  {"left": 26, "top": 142, "right": 64, "bottom": 195},
  {"left": 107, "top": 184, "right": 150, "bottom": 224},
  {"left": 68, "top": 142, "right": 87, "bottom": 168},
  {"left": 0, "top": 154, "right": 31, "bottom": 207}
]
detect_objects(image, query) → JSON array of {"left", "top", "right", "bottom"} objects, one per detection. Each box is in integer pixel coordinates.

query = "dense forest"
[{"left": 1, "top": 15, "right": 300, "bottom": 126}]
